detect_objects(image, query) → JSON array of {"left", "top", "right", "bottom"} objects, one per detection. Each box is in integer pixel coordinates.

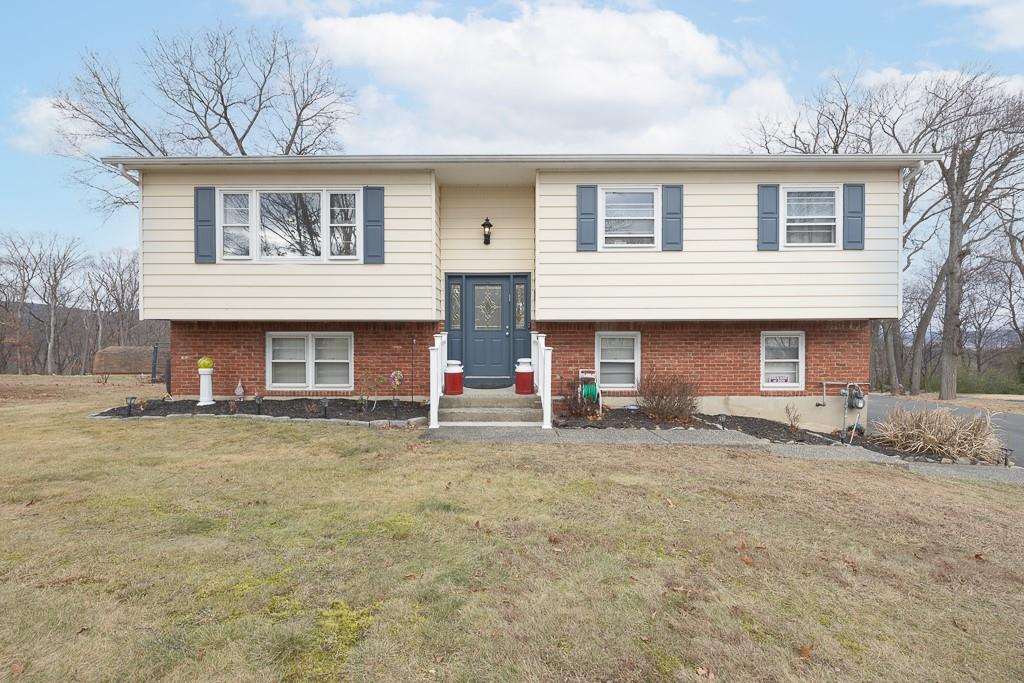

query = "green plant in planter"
[{"left": 197, "top": 356, "right": 215, "bottom": 369}]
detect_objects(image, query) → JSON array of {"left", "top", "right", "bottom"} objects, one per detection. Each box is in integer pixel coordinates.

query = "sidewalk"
[{"left": 422, "top": 426, "right": 1024, "bottom": 486}]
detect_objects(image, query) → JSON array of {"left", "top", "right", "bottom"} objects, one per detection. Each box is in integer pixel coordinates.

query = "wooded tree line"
[
  {"left": 748, "top": 69, "right": 1024, "bottom": 398},
  {"left": 0, "top": 233, "right": 167, "bottom": 375}
]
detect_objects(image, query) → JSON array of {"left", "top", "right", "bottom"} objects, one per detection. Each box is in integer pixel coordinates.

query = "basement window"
[
  {"left": 266, "top": 332, "right": 353, "bottom": 390},
  {"left": 761, "top": 331, "right": 805, "bottom": 390},
  {"left": 595, "top": 332, "right": 641, "bottom": 389}
]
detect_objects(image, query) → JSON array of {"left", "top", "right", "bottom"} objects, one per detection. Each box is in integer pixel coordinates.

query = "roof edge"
[{"left": 103, "top": 153, "right": 941, "bottom": 172}]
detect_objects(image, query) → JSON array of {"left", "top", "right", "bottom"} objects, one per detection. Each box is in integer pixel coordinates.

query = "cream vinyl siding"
[
  {"left": 439, "top": 185, "right": 535, "bottom": 273},
  {"left": 438, "top": 185, "right": 536, "bottom": 317},
  {"left": 535, "top": 170, "right": 901, "bottom": 321},
  {"left": 140, "top": 170, "right": 437, "bottom": 321}
]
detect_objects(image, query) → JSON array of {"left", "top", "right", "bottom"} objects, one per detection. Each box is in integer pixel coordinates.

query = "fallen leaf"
[
  {"left": 433, "top": 654, "right": 445, "bottom": 663},
  {"left": 974, "top": 552, "right": 985, "bottom": 561},
  {"left": 548, "top": 534, "right": 561, "bottom": 544},
  {"left": 552, "top": 547, "right": 563, "bottom": 553},
  {"left": 10, "top": 661, "right": 26, "bottom": 677},
  {"left": 755, "top": 544, "right": 767, "bottom": 550},
  {"left": 474, "top": 520, "right": 480, "bottom": 529},
  {"left": 696, "top": 666, "right": 715, "bottom": 679},
  {"left": 403, "top": 574, "right": 418, "bottom": 580},
  {"left": 77, "top": 626, "right": 90, "bottom": 635},
  {"left": 740, "top": 555, "right": 754, "bottom": 566},
  {"left": 665, "top": 498, "right": 675, "bottom": 508},
  {"left": 798, "top": 643, "right": 814, "bottom": 660}
]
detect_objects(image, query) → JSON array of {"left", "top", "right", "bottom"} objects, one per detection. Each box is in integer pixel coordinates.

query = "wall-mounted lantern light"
[{"left": 482, "top": 217, "right": 493, "bottom": 245}]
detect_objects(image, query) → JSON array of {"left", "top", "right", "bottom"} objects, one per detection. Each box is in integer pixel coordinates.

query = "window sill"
[
  {"left": 760, "top": 385, "right": 805, "bottom": 392},
  {"left": 266, "top": 385, "right": 355, "bottom": 392}
]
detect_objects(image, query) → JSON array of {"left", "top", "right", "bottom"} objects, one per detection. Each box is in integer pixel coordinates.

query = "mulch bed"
[
  {"left": 553, "top": 408, "right": 712, "bottom": 430},
  {"left": 699, "top": 413, "right": 837, "bottom": 446},
  {"left": 98, "top": 397, "right": 427, "bottom": 421},
  {"left": 556, "top": 408, "right": 1005, "bottom": 465}
]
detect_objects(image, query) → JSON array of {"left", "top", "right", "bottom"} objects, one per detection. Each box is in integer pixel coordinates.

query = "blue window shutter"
[
  {"left": 576, "top": 185, "right": 597, "bottom": 251},
  {"left": 662, "top": 185, "right": 683, "bottom": 251},
  {"left": 843, "top": 183, "right": 865, "bottom": 250},
  {"left": 363, "top": 186, "right": 385, "bottom": 263},
  {"left": 757, "top": 184, "right": 779, "bottom": 251},
  {"left": 194, "top": 187, "right": 216, "bottom": 263}
]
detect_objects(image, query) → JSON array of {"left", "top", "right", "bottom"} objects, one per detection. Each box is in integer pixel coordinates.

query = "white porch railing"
[
  {"left": 531, "top": 332, "right": 553, "bottom": 429},
  {"left": 428, "top": 332, "right": 447, "bottom": 428}
]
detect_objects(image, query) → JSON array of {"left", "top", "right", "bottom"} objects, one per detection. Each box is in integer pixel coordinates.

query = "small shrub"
[
  {"left": 636, "top": 372, "right": 698, "bottom": 423},
  {"left": 559, "top": 380, "right": 599, "bottom": 418},
  {"left": 785, "top": 403, "right": 801, "bottom": 432},
  {"left": 873, "top": 406, "right": 1005, "bottom": 464}
]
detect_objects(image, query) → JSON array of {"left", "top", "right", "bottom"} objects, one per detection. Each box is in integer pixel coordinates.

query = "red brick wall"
[
  {"left": 170, "top": 321, "right": 439, "bottom": 397},
  {"left": 535, "top": 320, "right": 870, "bottom": 397},
  {"left": 170, "top": 319, "right": 869, "bottom": 399}
]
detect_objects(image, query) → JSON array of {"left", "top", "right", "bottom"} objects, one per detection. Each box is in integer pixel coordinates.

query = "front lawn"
[{"left": 1, "top": 376, "right": 1022, "bottom": 681}]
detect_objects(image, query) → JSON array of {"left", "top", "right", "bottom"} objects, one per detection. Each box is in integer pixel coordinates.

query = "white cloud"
[
  {"left": 928, "top": 0, "right": 1024, "bottom": 50},
  {"left": 304, "top": 2, "right": 793, "bottom": 153},
  {"left": 10, "top": 97, "right": 70, "bottom": 154},
  {"left": 9, "top": 96, "right": 109, "bottom": 156}
]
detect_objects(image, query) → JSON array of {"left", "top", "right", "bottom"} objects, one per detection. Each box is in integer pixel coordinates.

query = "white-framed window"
[
  {"left": 761, "top": 331, "right": 805, "bottom": 390},
  {"left": 781, "top": 185, "right": 841, "bottom": 248},
  {"left": 221, "top": 192, "right": 251, "bottom": 259},
  {"left": 217, "top": 188, "right": 363, "bottom": 263},
  {"left": 599, "top": 186, "right": 660, "bottom": 249},
  {"left": 265, "top": 332, "right": 354, "bottom": 390},
  {"left": 595, "top": 331, "right": 641, "bottom": 389}
]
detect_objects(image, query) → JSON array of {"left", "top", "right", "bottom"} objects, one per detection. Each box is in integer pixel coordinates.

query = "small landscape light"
[
  {"left": 482, "top": 217, "right": 493, "bottom": 245},
  {"left": 320, "top": 397, "right": 330, "bottom": 419},
  {"left": 126, "top": 396, "right": 137, "bottom": 417},
  {"left": 254, "top": 395, "right": 263, "bottom": 415}
]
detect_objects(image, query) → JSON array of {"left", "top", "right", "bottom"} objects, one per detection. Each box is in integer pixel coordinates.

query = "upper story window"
[
  {"left": 599, "top": 187, "right": 660, "bottom": 249},
  {"left": 782, "top": 186, "right": 840, "bottom": 248},
  {"left": 218, "top": 189, "right": 362, "bottom": 262}
]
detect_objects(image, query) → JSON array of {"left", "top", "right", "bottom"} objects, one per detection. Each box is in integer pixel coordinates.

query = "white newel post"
[
  {"left": 429, "top": 332, "right": 447, "bottom": 429},
  {"left": 197, "top": 368, "right": 214, "bottom": 406},
  {"left": 542, "top": 346, "right": 553, "bottom": 429},
  {"left": 531, "top": 333, "right": 546, "bottom": 394}
]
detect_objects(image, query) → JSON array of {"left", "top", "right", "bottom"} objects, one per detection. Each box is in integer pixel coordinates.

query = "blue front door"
[{"left": 463, "top": 276, "right": 512, "bottom": 387}]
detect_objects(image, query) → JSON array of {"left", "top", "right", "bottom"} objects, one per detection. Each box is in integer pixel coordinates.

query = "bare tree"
[
  {"left": 28, "top": 237, "right": 86, "bottom": 374},
  {"left": 960, "top": 255, "right": 1005, "bottom": 374},
  {"left": 924, "top": 72, "right": 1024, "bottom": 398},
  {"left": 52, "top": 26, "right": 353, "bottom": 214},
  {"left": 0, "top": 233, "right": 43, "bottom": 374},
  {"left": 91, "top": 249, "right": 140, "bottom": 345}
]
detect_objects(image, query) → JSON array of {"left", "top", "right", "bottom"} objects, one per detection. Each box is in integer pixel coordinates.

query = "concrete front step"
[
  {"left": 438, "top": 406, "right": 543, "bottom": 423},
  {"left": 438, "top": 393, "right": 540, "bottom": 409}
]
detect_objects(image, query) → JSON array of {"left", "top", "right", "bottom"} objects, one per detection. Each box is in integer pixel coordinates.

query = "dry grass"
[
  {"left": 1, "top": 376, "right": 1023, "bottom": 682},
  {"left": 875, "top": 406, "right": 1006, "bottom": 463}
]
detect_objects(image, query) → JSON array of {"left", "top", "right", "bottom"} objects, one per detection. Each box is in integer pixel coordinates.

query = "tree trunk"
[
  {"left": 939, "top": 253, "right": 964, "bottom": 400},
  {"left": 907, "top": 267, "right": 946, "bottom": 394},
  {"left": 45, "top": 294, "right": 57, "bottom": 376},
  {"left": 884, "top": 321, "right": 901, "bottom": 394}
]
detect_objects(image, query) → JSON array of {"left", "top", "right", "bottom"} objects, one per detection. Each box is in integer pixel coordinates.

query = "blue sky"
[{"left": 2, "top": 0, "right": 1022, "bottom": 252}]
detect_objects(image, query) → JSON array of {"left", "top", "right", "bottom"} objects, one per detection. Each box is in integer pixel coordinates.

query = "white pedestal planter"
[{"left": 197, "top": 368, "right": 215, "bottom": 406}]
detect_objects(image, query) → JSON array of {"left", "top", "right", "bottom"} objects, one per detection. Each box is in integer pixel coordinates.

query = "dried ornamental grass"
[{"left": 873, "top": 406, "right": 1005, "bottom": 463}]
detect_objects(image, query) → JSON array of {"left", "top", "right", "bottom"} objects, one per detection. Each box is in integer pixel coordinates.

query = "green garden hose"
[{"left": 581, "top": 382, "right": 598, "bottom": 403}]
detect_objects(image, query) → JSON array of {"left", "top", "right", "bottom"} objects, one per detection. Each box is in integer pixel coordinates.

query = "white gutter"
[{"left": 103, "top": 153, "right": 943, "bottom": 172}]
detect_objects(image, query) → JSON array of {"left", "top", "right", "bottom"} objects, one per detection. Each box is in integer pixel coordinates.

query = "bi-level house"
[{"left": 106, "top": 153, "right": 936, "bottom": 430}]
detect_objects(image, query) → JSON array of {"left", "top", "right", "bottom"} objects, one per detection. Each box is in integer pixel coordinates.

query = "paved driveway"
[{"left": 869, "top": 395, "right": 1024, "bottom": 466}]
